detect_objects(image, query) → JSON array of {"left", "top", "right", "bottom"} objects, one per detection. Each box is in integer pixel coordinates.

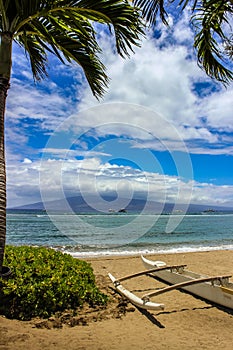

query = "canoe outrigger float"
[
  {"left": 108, "top": 272, "right": 165, "bottom": 310},
  {"left": 108, "top": 256, "right": 233, "bottom": 311}
]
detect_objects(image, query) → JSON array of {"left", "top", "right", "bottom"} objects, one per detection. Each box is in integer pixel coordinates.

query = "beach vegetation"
[
  {"left": 0, "top": 245, "right": 108, "bottom": 320},
  {"left": 0, "top": 0, "right": 144, "bottom": 275}
]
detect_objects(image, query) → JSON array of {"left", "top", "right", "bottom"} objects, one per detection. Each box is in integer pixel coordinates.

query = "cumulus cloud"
[
  {"left": 78, "top": 38, "right": 200, "bottom": 121},
  {"left": 7, "top": 156, "right": 233, "bottom": 208},
  {"left": 72, "top": 31, "right": 233, "bottom": 154},
  {"left": 200, "top": 87, "right": 233, "bottom": 131},
  {"left": 7, "top": 78, "right": 72, "bottom": 125}
]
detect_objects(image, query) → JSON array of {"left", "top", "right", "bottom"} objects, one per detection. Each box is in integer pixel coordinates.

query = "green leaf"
[{"left": 0, "top": 246, "right": 108, "bottom": 320}]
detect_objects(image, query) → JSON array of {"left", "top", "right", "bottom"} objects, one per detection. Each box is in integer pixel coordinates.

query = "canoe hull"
[{"left": 141, "top": 255, "right": 233, "bottom": 310}]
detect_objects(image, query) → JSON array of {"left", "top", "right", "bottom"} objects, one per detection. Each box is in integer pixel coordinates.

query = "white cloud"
[
  {"left": 72, "top": 32, "right": 232, "bottom": 154},
  {"left": 41, "top": 148, "right": 110, "bottom": 159},
  {"left": 78, "top": 37, "right": 200, "bottom": 121},
  {"left": 7, "top": 156, "right": 233, "bottom": 208},
  {"left": 23, "top": 158, "right": 32, "bottom": 164},
  {"left": 200, "top": 87, "right": 233, "bottom": 131},
  {"left": 7, "top": 78, "right": 71, "bottom": 124}
]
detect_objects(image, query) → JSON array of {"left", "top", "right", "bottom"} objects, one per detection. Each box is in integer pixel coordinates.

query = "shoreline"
[
  {"left": 1, "top": 249, "right": 233, "bottom": 350},
  {"left": 67, "top": 245, "right": 233, "bottom": 259},
  {"left": 85, "top": 249, "right": 233, "bottom": 278}
]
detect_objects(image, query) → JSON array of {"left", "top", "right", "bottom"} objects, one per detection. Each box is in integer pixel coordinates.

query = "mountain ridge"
[{"left": 9, "top": 194, "right": 233, "bottom": 214}]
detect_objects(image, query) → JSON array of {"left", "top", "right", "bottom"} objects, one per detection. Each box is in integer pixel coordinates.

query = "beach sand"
[{"left": 1, "top": 250, "right": 233, "bottom": 350}]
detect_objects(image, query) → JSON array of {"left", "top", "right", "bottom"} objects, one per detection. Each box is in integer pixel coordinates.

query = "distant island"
[{"left": 8, "top": 194, "right": 233, "bottom": 215}]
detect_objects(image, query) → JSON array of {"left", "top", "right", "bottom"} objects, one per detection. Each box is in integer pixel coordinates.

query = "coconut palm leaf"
[
  {"left": 192, "top": 0, "right": 233, "bottom": 84},
  {"left": 17, "top": 15, "right": 108, "bottom": 95},
  {"left": 2, "top": 0, "right": 144, "bottom": 96},
  {"left": 225, "top": 35, "right": 233, "bottom": 59},
  {"left": 133, "top": 0, "right": 169, "bottom": 25},
  {"left": 17, "top": 34, "right": 48, "bottom": 80}
]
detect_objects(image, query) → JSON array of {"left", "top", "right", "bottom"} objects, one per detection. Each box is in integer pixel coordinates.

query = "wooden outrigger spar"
[
  {"left": 108, "top": 257, "right": 233, "bottom": 311},
  {"left": 142, "top": 275, "right": 232, "bottom": 301},
  {"left": 114, "top": 264, "right": 187, "bottom": 282}
]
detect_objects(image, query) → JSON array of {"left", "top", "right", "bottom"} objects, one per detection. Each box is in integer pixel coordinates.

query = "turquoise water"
[{"left": 6, "top": 211, "right": 233, "bottom": 257}]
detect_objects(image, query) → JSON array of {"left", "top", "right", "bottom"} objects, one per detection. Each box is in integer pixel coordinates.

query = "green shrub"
[{"left": 0, "top": 246, "right": 108, "bottom": 320}]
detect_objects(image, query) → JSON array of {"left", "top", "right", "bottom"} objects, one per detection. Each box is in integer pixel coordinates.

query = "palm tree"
[
  {"left": 0, "top": 0, "right": 144, "bottom": 276},
  {"left": 134, "top": 0, "right": 233, "bottom": 84}
]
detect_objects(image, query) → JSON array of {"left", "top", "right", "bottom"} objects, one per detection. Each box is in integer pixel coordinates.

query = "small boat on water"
[{"left": 141, "top": 255, "right": 233, "bottom": 310}]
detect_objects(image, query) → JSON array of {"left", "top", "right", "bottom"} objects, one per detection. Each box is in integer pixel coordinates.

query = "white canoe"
[
  {"left": 108, "top": 273, "right": 165, "bottom": 311},
  {"left": 141, "top": 255, "right": 233, "bottom": 310}
]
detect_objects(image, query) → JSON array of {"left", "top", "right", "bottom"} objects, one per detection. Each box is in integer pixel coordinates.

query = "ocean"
[{"left": 6, "top": 211, "right": 233, "bottom": 258}]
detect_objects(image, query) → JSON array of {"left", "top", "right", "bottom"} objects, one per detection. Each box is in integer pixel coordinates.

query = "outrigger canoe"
[
  {"left": 141, "top": 255, "right": 233, "bottom": 310},
  {"left": 108, "top": 262, "right": 205, "bottom": 311},
  {"left": 108, "top": 257, "right": 233, "bottom": 311}
]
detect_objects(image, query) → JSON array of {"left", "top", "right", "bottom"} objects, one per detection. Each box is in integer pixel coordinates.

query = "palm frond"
[
  {"left": 225, "top": 35, "right": 233, "bottom": 60},
  {"left": 14, "top": 1, "right": 144, "bottom": 57},
  {"left": 177, "top": 0, "right": 199, "bottom": 12},
  {"left": 17, "top": 34, "right": 48, "bottom": 81},
  {"left": 18, "top": 15, "right": 107, "bottom": 97},
  {"left": 133, "top": 0, "right": 169, "bottom": 26},
  {"left": 0, "top": 0, "right": 9, "bottom": 31},
  {"left": 52, "top": 1, "right": 145, "bottom": 57},
  {"left": 8, "top": 0, "right": 145, "bottom": 98},
  {"left": 41, "top": 28, "right": 108, "bottom": 98},
  {"left": 192, "top": 0, "right": 233, "bottom": 84},
  {"left": 89, "top": 1, "right": 144, "bottom": 53}
]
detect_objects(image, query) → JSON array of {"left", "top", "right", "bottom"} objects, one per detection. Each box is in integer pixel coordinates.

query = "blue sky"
[{"left": 5, "top": 7, "right": 233, "bottom": 210}]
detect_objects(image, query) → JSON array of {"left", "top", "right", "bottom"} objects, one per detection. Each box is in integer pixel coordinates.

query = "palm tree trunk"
[
  {"left": 0, "top": 77, "right": 9, "bottom": 273},
  {"left": 0, "top": 32, "right": 12, "bottom": 274}
]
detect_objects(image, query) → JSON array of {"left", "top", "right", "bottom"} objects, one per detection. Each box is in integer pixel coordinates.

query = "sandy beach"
[{"left": 1, "top": 250, "right": 233, "bottom": 350}]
